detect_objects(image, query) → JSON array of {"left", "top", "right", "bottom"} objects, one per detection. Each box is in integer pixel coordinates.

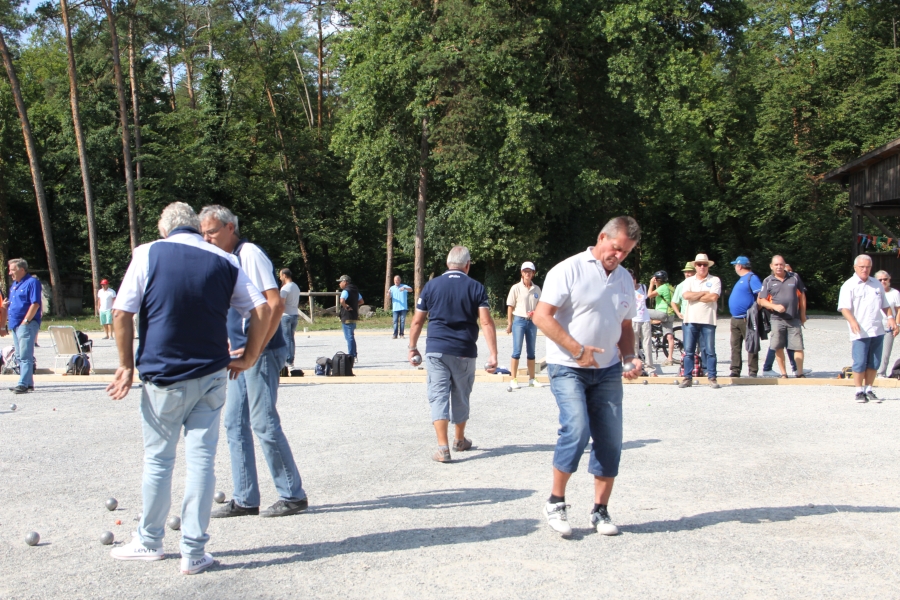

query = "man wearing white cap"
[
  {"left": 505, "top": 262, "right": 542, "bottom": 390},
  {"left": 679, "top": 253, "right": 722, "bottom": 388}
]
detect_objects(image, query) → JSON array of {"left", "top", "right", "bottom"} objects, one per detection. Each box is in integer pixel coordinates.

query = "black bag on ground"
[
  {"left": 66, "top": 353, "right": 90, "bottom": 375},
  {"left": 279, "top": 366, "right": 305, "bottom": 377},
  {"left": 890, "top": 359, "right": 900, "bottom": 379},
  {"left": 330, "top": 351, "right": 354, "bottom": 377},
  {"left": 315, "top": 356, "right": 332, "bottom": 376}
]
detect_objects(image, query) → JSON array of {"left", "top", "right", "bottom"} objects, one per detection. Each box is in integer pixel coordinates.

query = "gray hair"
[
  {"left": 854, "top": 254, "right": 873, "bottom": 267},
  {"left": 199, "top": 204, "right": 240, "bottom": 237},
  {"left": 600, "top": 216, "right": 641, "bottom": 243},
  {"left": 875, "top": 270, "right": 891, "bottom": 280},
  {"left": 446, "top": 246, "right": 471, "bottom": 269},
  {"left": 158, "top": 202, "right": 200, "bottom": 237},
  {"left": 7, "top": 258, "right": 27, "bottom": 271}
]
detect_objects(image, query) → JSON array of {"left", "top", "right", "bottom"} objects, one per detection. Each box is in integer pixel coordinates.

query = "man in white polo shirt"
[
  {"left": 533, "top": 216, "right": 642, "bottom": 538},
  {"left": 679, "top": 253, "right": 722, "bottom": 389},
  {"left": 838, "top": 254, "right": 896, "bottom": 403}
]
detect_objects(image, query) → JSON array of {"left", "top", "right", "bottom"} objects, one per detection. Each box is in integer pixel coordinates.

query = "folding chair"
[{"left": 48, "top": 326, "right": 93, "bottom": 374}]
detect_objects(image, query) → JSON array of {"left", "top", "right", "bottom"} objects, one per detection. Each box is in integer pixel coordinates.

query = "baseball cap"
[
  {"left": 730, "top": 256, "right": 751, "bottom": 266},
  {"left": 681, "top": 262, "right": 695, "bottom": 272},
  {"left": 336, "top": 275, "right": 352, "bottom": 283},
  {"left": 101, "top": 279, "right": 109, "bottom": 285},
  {"left": 520, "top": 261, "right": 536, "bottom": 271}
]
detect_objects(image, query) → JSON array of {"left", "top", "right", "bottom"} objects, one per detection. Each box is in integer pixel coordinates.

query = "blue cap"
[{"left": 730, "top": 256, "right": 751, "bottom": 266}]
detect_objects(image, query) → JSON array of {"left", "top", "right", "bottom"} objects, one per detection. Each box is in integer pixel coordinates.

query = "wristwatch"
[{"left": 622, "top": 354, "right": 637, "bottom": 361}]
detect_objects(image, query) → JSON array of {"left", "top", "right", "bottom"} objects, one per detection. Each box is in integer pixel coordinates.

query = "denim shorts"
[
  {"left": 548, "top": 363, "right": 623, "bottom": 478},
  {"left": 426, "top": 354, "right": 475, "bottom": 423},
  {"left": 852, "top": 336, "right": 884, "bottom": 373}
]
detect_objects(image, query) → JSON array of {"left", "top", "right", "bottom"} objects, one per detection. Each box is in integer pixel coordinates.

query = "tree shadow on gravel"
[
  {"left": 622, "top": 505, "right": 900, "bottom": 534},
  {"left": 313, "top": 488, "right": 535, "bottom": 513},
  {"left": 213, "top": 518, "right": 540, "bottom": 569}
]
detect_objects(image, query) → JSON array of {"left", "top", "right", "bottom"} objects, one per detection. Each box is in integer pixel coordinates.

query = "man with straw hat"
[{"left": 679, "top": 254, "right": 721, "bottom": 389}]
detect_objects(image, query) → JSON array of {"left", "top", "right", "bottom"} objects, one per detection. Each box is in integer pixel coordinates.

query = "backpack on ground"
[
  {"left": 279, "top": 366, "right": 305, "bottom": 377},
  {"left": 315, "top": 356, "right": 332, "bottom": 376},
  {"left": 678, "top": 353, "right": 704, "bottom": 378},
  {"left": 0, "top": 345, "right": 18, "bottom": 375},
  {"left": 66, "top": 353, "right": 90, "bottom": 375},
  {"left": 330, "top": 351, "right": 354, "bottom": 377}
]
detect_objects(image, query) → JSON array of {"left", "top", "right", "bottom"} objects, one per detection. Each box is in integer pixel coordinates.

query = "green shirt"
[{"left": 654, "top": 283, "right": 675, "bottom": 314}]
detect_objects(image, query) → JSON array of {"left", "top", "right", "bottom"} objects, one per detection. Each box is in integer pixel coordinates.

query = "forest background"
[{"left": 1, "top": 0, "right": 899, "bottom": 315}]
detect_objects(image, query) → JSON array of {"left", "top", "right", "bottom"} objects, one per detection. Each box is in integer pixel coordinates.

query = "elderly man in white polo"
[{"left": 838, "top": 254, "right": 897, "bottom": 403}]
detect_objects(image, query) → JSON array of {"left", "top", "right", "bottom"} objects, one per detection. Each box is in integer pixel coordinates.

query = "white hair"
[
  {"left": 875, "top": 270, "right": 891, "bottom": 280},
  {"left": 854, "top": 254, "right": 873, "bottom": 267},
  {"left": 199, "top": 205, "right": 240, "bottom": 236},
  {"left": 158, "top": 202, "right": 200, "bottom": 237},
  {"left": 446, "top": 246, "right": 471, "bottom": 269}
]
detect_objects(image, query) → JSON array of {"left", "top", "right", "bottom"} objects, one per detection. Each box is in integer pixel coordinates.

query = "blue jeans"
[
  {"left": 138, "top": 369, "right": 227, "bottom": 558},
  {"left": 392, "top": 310, "right": 407, "bottom": 337},
  {"left": 426, "top": 354, "right": 475, "bottom": 423},
  {"left": 511, "top": 316, "right": 537, "bottom": 360},
  {"left": 280, "top": 314, "right": 299, "bottom": 365},
  {"left": 548, "top": 363, "right": 623, "bottom": 478},
  {"left": 11, "top": 320, "right": 39, "bottom": 387},
  {"left": 763, "top": 348, "right": 796, "bottom": 372},
  {"left": 342, "top": 322, "right": 357, "bottom": 358},
  {"left": 683, "top": 323, "right": 717, "bottom": 379},
  {"left": 851, "top": 336, "right": 883, "bottom": 373},
  {"left": 224, "top": 346, "right": 305, "bottom": 507}
]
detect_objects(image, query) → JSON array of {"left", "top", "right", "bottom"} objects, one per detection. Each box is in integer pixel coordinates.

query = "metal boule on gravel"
[
  {"left": 167, "top": 516, "right": 181, "bottom": 530},
  {"left": 25, "top": 532, "right": 40, "bottom": 546},
  {"left": 643, "top": 380, "right": 649, "bottom": 385},
  {"left": 99, "top": 531, "right": 114, "bottom": 545},
  {"left": 10, "top": 404, "right": 17, "bottom": 411},
  {"left": 105, "top": 497, "right": 118, "bottom": 511},
  {"left": 213, "top": 491, "right": 226, "bottom": 503}
]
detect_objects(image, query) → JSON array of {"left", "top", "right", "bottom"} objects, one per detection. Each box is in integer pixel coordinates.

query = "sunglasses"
[{"left": 878, "top": 278, "right": 890, "bottom": 281}]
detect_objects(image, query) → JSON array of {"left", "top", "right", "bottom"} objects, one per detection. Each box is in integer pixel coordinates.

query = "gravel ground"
[{"left": 1, "top": 316, "right": 899, "bottom": 599}]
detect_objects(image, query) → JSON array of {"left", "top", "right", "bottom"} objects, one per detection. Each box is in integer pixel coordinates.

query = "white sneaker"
[
  {"left": 590, "top": 507, "right": 620, "bottom": 536},
  {"left": 762, "top": 370, "right": 779, "bottom": 378},
  {"left": 182, "top": 552, "right": 215, "bottom": 575},
  {"left": 110, "top": 533, "right": 164, "bottom": 561},
  {"left": 507, "top": 379, "right": 520, "bottom": 392},
  {"left": 528, "top": 379, "right": 543, "bottom": 388},
  {"left": 544, "top": 502, "right": 572, "bottom": 536}
]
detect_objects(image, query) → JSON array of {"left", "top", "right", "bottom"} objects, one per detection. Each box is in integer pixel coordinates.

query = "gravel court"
[{"left": 1, "top": 317, "right": 899, "bottom": 598}]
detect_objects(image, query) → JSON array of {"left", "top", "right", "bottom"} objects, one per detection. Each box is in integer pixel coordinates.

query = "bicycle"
[{"left": 649, "top": 321, "right": 683, "bottom": 361}]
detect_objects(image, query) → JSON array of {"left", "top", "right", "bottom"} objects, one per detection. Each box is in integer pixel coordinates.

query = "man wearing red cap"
[{"left": 98, "top": 279, "right": 117, "bottom": 339}]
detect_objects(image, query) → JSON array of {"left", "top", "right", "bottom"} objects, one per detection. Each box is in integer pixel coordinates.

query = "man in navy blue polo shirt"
[
  {"left": 407, "top": 246, "right": 498, "bottom": 463},
  {"left": 5, "top": 258, "right": 42, "bottom": 394},
  {"left": 105, "top": 202, "right": 269, "bottom": 575},
  {"left": 728, "top": 256, "right": 763, "bottom": 378}
]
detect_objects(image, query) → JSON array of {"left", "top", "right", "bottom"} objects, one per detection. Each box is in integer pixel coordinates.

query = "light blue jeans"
[
  {"left": 138, "top": 369, "right": 227, "bottom": 558},
  {"left": 280, "top": 314, "right": 299, "bottom": 365},
  {"left": 11, "top": 320, "right": 39, "bottom": 387},
  {"left": 342, "top": 322, "right": 357, "bottom": 358},
  {"left": 224, "top": 346, "right": 305, "bottom": 508},
  {"left": 511, "top": 316, "right": 537, "bottom": 360}
]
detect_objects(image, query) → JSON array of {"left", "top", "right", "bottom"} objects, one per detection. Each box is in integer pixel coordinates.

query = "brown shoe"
[
  {"left": 432, "top": 448, "right": 451, "bottom": 463},
  {"left": 453, "top": 437, "right": 472, "bottom": 452}
]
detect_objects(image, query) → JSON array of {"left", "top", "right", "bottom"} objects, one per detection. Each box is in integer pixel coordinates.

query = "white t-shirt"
[
  {"left": 280, "top": 281, "right": 301, "bottom": 316},
  {"left": 540, "top": 248, "right": 636, "bottom": 369},
  {"left": 838, "top": 274, "right": 889, "bottom": 340},
  {"left": 236, "top": 244, "right": 278, "bottom": 295},
  {"left": 98, "top": 288, "right": 117, "bottom": 311},
  {"left": 684, "top": 275, "right": 722, "bottom": 326},
  {"left": 633, "top": 284, "right": 649, "bottom": 322},
  {"left": 882, "top": 288, "right": 900, "bottom": 328}
]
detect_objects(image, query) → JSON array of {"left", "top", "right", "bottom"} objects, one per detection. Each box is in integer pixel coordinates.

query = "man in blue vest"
[
  {"left": 5, "top": 258, "right": 42, "bottom": 394},
  {"left": 200, "top": 205, "right": 309, "bottom": 519},
  {"left": 106, "top": 202, "right": 269, "bottom": 575}
]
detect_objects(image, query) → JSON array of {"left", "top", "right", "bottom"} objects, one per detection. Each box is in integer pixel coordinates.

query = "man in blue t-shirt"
[
  {"left": 728, "top": 256, "right": 763, "bottom": 377},
  {"left": 389, "top": 275, "right": 413, "bottom": 339},
  {"left": 5, "top": 258, "right": 42, "bottom": 394},
  {"left": 407, "top": 246, "right": 498, "bottom": 463}
]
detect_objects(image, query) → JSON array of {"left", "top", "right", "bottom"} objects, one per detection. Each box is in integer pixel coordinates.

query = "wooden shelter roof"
[{"left": 823, "top": 137, "right": 900, "bottom": 183}]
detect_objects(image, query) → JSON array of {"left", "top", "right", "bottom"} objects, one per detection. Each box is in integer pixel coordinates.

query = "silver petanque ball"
[
  {"left": 10, "top": 403, "right": 17, "bottom": 411},
  {"left": 411, "top": 354, "right": 422, "bottom": 366},
  {"left": 643, "top": 380, "right": 649, "bottom": 385},
  {"left": 99, "top": 531, "right": 114, "bottom": 545},
  {"left": 214, "top": 491, "right": 226, "bottom": 504},
  {"left": 622, "top": 362, "right": 636, "bottom": 373},
  {"left": 105, "top": 497, "right": 118, "bottom": 511},
  {"left": 25, "top": 531, "right": 40, "bottom": 546},
  {"left": 167, "top": 516, "right": 181, "bottom": 531}
]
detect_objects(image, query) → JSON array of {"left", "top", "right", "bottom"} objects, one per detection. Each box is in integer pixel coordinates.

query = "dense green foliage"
[{"left": 2, "top": 0, "right": 899, "bottom": 310}]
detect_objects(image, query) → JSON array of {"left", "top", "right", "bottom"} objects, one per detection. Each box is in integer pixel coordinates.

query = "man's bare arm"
[
  {"left": 228, "top": 302, "right": 272, "bottom": 378},
  {"left": 479, "top": 307, "right": 498, "bottom": 371},
  {"left": 106, "top": 310, "right": 136, "bottom": 400},
  {"left": 533, "top": 301, "right": 603, "bottom": 368}
]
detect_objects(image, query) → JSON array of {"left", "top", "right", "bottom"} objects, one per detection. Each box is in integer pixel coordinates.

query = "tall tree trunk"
[
  {"left": 100, "top": 0, "right": 140, "bottom": 250},
  {"left": 165, "top": 43, "right": 176, "bottom": 110},
  {"left": 414, "top": 117, "right": 427, "bottom": 298},
  {"left": 128, "top": 11, "right": 143, "bottom": 186},
  {"left": 0, "top": 30, "right": 68, "bottom": 316},
  {"left": 317, "top": 5, "right": 323, "bottom": 137},
  {"left": 384, "top": 210, "right": 394, "bottom": 311},
  {"left": 0, "top": 156, "right": 8, "bottom": 296},
  {"left": 62, "top": 0, "right": 101, "bottom": 315}
]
